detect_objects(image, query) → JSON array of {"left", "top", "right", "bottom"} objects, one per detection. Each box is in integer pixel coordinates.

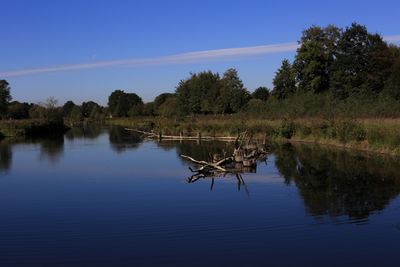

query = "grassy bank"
[
  {"left": 0, "top": 119, "right": 69, "bottom": 138},
  {"left": 107, "top": 115, "right": 400, "bottom": 155}
]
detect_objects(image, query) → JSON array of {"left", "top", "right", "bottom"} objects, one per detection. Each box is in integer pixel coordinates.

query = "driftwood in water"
[
  {"left": 125, "top": 128, "right": 237, "bottom": 141},
  {"left": 181, "top": 133, "right": 269, "bottom": 184}
]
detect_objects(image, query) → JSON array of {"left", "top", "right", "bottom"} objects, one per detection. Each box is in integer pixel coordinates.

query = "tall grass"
[{"left": 108, "top": 115, "right": 400, "bottom": 154}]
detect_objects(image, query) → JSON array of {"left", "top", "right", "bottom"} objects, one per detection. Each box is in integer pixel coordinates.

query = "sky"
[{"left": 1, "top": 0, "right": 400, "bottom": 105}]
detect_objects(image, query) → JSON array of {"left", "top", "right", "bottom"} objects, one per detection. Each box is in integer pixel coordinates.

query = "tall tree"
[
  {"left": 330, "top": 23, "right": 395, "bottom": 98},
  {"left": 293, "top": 25, "right": 341, "bottom": 94},
  {"left": 0, "top": 80, "right": 12, "bottom": 116},
  {"left": 175, "top": 71, "right": 221, "bottom": 114},
  {"left": 272, "top": 59, "right": 296, "bottom": 99},
  {"left": 220, "top": 68, "right": 250, "bottom": 113}
]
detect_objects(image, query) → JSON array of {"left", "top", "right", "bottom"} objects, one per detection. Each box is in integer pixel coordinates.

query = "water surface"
[{"left": 0, "top": 126, "right": 399, "bottom": 266}]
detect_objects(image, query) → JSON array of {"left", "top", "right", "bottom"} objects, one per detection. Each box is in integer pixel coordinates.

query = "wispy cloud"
[
  {"left": 1, "top": 35, "right": 399, "bottom": 77},
  {"left": 0, "top": 42, "right": 299, "bottom": 77}
]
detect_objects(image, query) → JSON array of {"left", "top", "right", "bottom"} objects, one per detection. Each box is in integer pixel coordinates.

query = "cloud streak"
[{"left": 1, "top": 35, "right": 399, "bottom": 77}]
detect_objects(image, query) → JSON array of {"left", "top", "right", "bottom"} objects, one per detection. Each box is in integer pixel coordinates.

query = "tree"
[
  {"left": 69, "top": 106, "right": 83, "bottom": 122},
  {"left": 272, "top": 59, "right": 296, "bottom": 99},
  {"left": 220, "top": 68, "right": 250, "bottom": 113},
  {"left": 293, "top": 25, "right": 341, "bottom": 94},
  {"left": 158, "top": 97, "right": 178, "bottom": 117},
  {"left": 62, "top": 101, "right": 76, "bottom": 118},
  {"left": 330, "top": 23, "right": 395, "bottom": 98},
  {"left": 0, "top": 80, "right": 12, "bottom": 116},
  {"left": 175, "top": 71, "right": 221, "bottom": 114},
  {"left": 252, "top": 86, "right": 270, "bottom": 101},
  {"left": 382, "top": 54, "right": 400, "bottom": 100},
  {"left": 108, "top": 90, "right": 143, "bottom": 117},
  {"left": 154, "top": 93, "right": 175, "bottom": 114},
  {"left": 82, "top": 101, "right": 100, "bottom": 118},
  {"left": 142, "top": 102, "right": 155, "bottom": 116},
  {"left": 7, "top": 101, "right": 31, "bottom": 119}
]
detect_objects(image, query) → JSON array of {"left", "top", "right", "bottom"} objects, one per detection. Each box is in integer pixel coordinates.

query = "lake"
[{"left": 0, "top": 126, "right": 399, "bottom": 266}]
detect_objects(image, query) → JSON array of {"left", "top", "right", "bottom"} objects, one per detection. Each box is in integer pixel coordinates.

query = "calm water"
[{"left": 0, "top": 126, "right": 399, "bottom": 266}]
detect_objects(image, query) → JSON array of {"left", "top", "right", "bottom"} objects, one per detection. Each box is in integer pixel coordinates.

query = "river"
[{"left": 0, "top": 126, "right": 399, "bottom": 266}]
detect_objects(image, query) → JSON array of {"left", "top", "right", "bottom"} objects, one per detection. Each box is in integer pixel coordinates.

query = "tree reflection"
[
  {"left": 65, "top": 124, "right": 103, "bottom": 140},
  {"left": 162, "top": 140, "right": 235, "bottom": 162},
  {"left": 109, "top": 126, "right": 144, "bottom": 153},
  {"left": 272, "top": 143, "right": 400, "bottom": 220},
  {"left": 0, "top": 143, "right": 12, "bottom": 174},
  {"left": 37, "top": 135, "right": 65, "bottom": 165}
]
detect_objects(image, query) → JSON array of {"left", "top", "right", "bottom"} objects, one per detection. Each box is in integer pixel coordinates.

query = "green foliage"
[
  {"left": 245, "top": 99, "right": 265, "bottom": 115},
  {"left": 69, "top": 106, "right": 83, "bottom": 122},
  {"left": 154, "top": 93, "right": 174, "bottom": 114},
  {"left": 335, "top": 121, "right": 366, "bottom": 142},
  {"left": 272, "top": 59, "right": 296, "bottom": 99},
  {"left": 142, "top": 102, "right": 155, "bottom": 116},
  {"left": 280, "top": 118, "right": 295, "bottom": 139},
  {"left": 252, "top": 86, "right": 270, "bottom": 101},
  {"left": 382, "top": 55, "right": 400, "bottom": 100},
  {"left": 62, "top": 101, "right": 76, "bottom": 118},
  {"left": 293, "top": 25, "right": 341, "bottom": 94},
  {"left": 175, "top": 69, "right": 250, "bottom": 115},
  {"left": 7, "top": 101, "right": 31, "bottom": 119},
  {"left": 176, "top": 71, "right": 221, "bottom": 114},
  {"left": 0, "top": 80, "right": 12, "bottom": 116},
  {"left": 108, "top": 90, "right": 143, "bottom": 117},
  {"left": 158, "top": 97, "right": 178, "bottom": 117},
  {"left": 82, "top": 101, "right": 100, "bottom": 118}
]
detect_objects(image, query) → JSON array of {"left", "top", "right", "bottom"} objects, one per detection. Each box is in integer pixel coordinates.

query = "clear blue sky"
[{"left": 1, "top": 0, "right": 399, "bottom": 105}]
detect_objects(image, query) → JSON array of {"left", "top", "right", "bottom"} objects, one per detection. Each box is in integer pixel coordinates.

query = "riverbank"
[
  {"left": 0, "top": 119, "right": 69, "bottom": 138},
  {"left": 107, "top": 116, "right": 400, "bottom": 156}
]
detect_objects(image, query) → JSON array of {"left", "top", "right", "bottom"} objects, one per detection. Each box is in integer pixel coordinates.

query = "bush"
[{"left": 280, "top": 118, "right": 295, "bottom": 139}]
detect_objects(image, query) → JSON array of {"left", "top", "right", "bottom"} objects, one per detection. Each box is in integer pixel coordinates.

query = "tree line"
[{"left": 1, "top": 23, "right": 399, "bottom": 120}]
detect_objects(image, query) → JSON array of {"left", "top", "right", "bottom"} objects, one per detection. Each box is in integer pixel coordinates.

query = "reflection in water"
[
  {"left": 157, "top": 139, "right": 235, "bottom": 160},
  {"left": 0, "top": 143, "right": 12, "bottom": 174},
  {"left": 272, "top": 143, "right": 400, "bottom": 220},
  {"left": 109, "top": 126, "right": 144, "bottom": 153},
  {"left": 65, "top": 124, "right": 104, "bottom": 140},
  {"left": 37, "top": 135, "right": 65, "bottom": 165}
]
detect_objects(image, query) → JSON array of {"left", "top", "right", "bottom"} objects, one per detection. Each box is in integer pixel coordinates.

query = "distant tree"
[
  {"left": 81, "top": 101, "right": 100, "bottom": 118},
  {"left": 29, "top": 104, "right": 46, "bottom": 119},
  {"left": 175, "top": 71, "right": 221, "bottom": 114},
  {"left": 7, "top": 101, "right": 31, "bottom": 119},
  {"left": 246, "top": 98, "right": 265, "bottom": 115},
  {"left": 62, "top": 101, "right": 76, "bottom": 118},
  {"left": 154, "top": 93, "right": 175, "bottom": 114},
  {"left": 108, "top": 90, "right": 143, "bottom": 117},
  {"left": 382, "top": 54, "right": 400, "bottom": 100},
  {"left": 272, "top": 59, "right": 296, "bottom": 99},
  {"left": 0, "top": 80, "right": 12, "bottom": 117},
  {"left": 142, "top": 102, "right": 155, "bottom": 116},
  {"left": 220, "top": 68, "right": 250, "bottom": 113},
  {"left": 252, "top": 87, "right": 270, "bottom": 101},
  {"left": 158, "top": 97, "right": 178, "bottom": 117},
  {"left": 69, "top": 106, "right": 83, "bottom": 122},
  {"left": 128, "top": 105, "right": 143, "bottom": 117}
]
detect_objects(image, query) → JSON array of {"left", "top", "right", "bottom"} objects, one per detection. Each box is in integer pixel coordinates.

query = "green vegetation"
[{"left": 1, "top": 23, "right": 400, "bottom": 152}]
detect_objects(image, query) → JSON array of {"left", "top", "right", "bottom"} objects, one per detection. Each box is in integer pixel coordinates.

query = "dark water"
[{"left": 0, "top": 126, "right": 399, "bottom": 266}]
